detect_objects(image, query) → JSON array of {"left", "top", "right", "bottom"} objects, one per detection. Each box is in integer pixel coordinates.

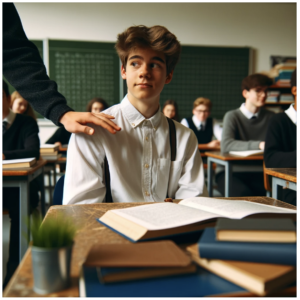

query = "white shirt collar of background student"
[
  {"left": 63, "top": 95, "right": 207, "bottom": 205},
  {"left": 285, "top": 103, "right": 297, "bottom": 125},
  {"left": 3, "top": 109, "right": 16, "bottom": 130},
  {"left": 239, "top": 103, "right": 259, "bottom": 119},
  {"left": 192, "top": 114, "right": 206, "bottom": 129}
]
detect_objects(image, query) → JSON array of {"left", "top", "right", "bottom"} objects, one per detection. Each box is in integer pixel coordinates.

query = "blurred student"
[
  {"left": 10, "top": 90, "right": 36, "bottom": 120},
  {"left": 162, "top": 99, "right": 179, "bottom": 121},
  {"left": 264, "top": 69, "right": 297, "bottom": 205},
  {"left": 86, "top": 97, "right": 109, "bottom": 113},
  {"left": 2, "top": 80, "right": 40, "bottom": 288},
  {"left": 217, "top": 74, "right": 274, "bottom": 197},
  {"left": 181, "top": 97, "right": 222, "bottom": 150}
]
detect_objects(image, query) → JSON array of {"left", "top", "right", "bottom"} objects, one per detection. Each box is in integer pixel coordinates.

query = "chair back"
[{"left": 53, "top": 174, "right": 65, "bottom": 205}]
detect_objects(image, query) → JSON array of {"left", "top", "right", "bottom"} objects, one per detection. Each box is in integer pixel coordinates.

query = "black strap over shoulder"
[{"left": 104, "top": 118, "right": 177, "bottom": 202}]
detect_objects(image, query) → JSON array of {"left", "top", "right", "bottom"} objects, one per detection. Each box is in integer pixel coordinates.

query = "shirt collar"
[
  {"left": 285, "top": 103, "right": 297, "bottom": 125},
  {"left": 192, "top": 115, "right": 206, "bottom": 129},
  {"left": 3, "top": 109, "right": 16, "bottom": 125},
  {"left": 240, "top": 103, "right": 259, "bottom": 119},
  {"left": 120, "top": 95, "right": 162, "bottom": 130}
]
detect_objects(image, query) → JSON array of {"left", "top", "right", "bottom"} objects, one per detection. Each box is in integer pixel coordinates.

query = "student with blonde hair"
[{"left": 10, "top": 90, "right": 36, "bottom": 120}]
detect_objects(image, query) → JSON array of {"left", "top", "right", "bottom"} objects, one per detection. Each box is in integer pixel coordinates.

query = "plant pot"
[{"left": 31, "top": 243, "right": 73, "bottom": 295}]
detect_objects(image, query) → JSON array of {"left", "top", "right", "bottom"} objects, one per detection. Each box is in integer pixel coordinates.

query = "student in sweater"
[
  {"left": 2, "top": 80, "right": 40, "bottom": 288},
  {"left": 217, "top": 74, "right": 274, "bottom": 197},
  {"left": 63, "top": 25, "right": 207, "bottom": 205},
  {"left": 181, "top": 97, "right": 222, "bottom": 150},
  {"left": 264, "top": 69, "right": 297, "bottom": 205}
]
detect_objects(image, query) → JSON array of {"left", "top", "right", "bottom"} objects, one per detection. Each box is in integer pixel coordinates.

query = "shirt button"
[
  {"left": 144, "top": 191, "right": 150, "bottom": 196},
  {"left": 144, "top": 164, "right": 149, "bottom": 169},
  {"left": 145, "top": 136, "right": 149, "bottom": 141},
  {"left": 131, "top": 123, "right": 135, "bottom": 126},
  {"left": 153, "top": 127, "right": 156, "bottom": 130}
]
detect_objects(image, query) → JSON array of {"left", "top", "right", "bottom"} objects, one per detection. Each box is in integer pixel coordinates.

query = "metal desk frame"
[{"left": 272, "top": 177, "right": 297, "bottom": 200}]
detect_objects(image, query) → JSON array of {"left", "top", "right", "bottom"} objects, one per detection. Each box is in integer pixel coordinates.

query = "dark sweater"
[
  {"left": 3, "top": 3, "right": 73, "bottom": 126},
  {"left": 264, "top": 112, "right": 296, "bottom": 168},
  {"left": 46, "top": 126, "right": 71, "bottom": 145},
  {"left": 3, "top": 114, "right": 40, "bottom": 160},
  {"left": 186, "top": 117, "right": 213, "bottom": 144}
]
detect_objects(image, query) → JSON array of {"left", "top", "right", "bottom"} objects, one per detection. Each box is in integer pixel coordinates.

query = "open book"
[
  {"left": 98, "top": 197, "right": 296, "bottom": 242},
  {"left": 229, "top": 150, "right": 264, "bottom": 157}
]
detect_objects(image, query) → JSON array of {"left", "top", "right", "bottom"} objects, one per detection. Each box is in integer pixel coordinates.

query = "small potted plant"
[{"left": 29, "top": 211, "right": 77, "bottom": 295}]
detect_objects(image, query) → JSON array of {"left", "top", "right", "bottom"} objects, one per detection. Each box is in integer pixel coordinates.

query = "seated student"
[
  {"left": 264, "top": 69, "right": 297, "bottom": 205},
  {"left": 217, "top": 74, "right": 274, "bottom": 197},
  {"left": 10, "top": 90, "right": 36, "bottom": 120},
  {"left": 86, "top": 97, "right": 109, "bottom": 113},
  {"left": 162, "top": 99, "right": 179, "bottom": 121},
  {"left": 63, "top": 25, "right": 207, "bottom": 205},
  {"left": 2, "top": 80, "right": 40, "bottom": 288},
  {"left": 181, "top": 97, "right": 222, "bottom": 150}
]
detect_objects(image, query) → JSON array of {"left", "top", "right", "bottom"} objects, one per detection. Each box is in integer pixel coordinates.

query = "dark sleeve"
[
  {"left": 264, "top": 115, "right": 296, "bottom": 168},
  {"left": 45, "top": 127, "right": 71, "bottom": 144},
  {"left": 3, "top": 119, "right": 40, "bottom": 160},
  {"left": 3, "top": 3, "right": 73, "bottom": 126}
]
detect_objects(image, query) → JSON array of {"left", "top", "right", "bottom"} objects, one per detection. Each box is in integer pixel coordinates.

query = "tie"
[
  {"left": 250, "top": 116, "right": 257, "bottom": 120},
  {"left": 3, "top": 121, "right": 8, "bottom": 135},
  {"left": 200, "top": 124, "right": 204, "bottom": 131}
]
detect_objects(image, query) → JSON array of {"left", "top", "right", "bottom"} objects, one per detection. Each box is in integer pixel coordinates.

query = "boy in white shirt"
[{"left": 63, "top": 25, "right": 208, "bottom": 204}]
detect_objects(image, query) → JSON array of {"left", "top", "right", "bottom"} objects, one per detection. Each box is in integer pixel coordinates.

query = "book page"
[
  {"left": 111, "top": 203, "right": 220, "bottom": 230},
  {"left": 229, "top": 150, "right": 263, "bottom": 157},
  {"left": 179, "top": 197, "right": 296, "bottom": 219},
  {"left": 2, "top": 157, "right": 36, "bottom": 164}
]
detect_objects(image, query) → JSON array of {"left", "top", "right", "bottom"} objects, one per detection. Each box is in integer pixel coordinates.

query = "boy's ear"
[
  {"left": 121, "top": 65, "right": 127, "bottom": 80},
  {"left": 165, "top": 71, "right": 174, "bottom": 85},
  {"left": 291, "top": 86, "right": 297, "bottom": 96},
  {"left": 242, "top": 89, "right": 248, "bottom": 99}
]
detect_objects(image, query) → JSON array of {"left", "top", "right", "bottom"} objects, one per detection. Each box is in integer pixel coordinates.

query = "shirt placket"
[{"left": 142, "top": 121, "right": 153, "bottom": 201}]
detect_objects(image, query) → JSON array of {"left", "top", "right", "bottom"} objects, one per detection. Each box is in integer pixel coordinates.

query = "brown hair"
[
  {"left": 193, "top": 97, "right": 212, "bottom": 110},
  {"left": 241, "top": 74, "right": 273, "bottom": 91},
  {"left": 115, "top": 25, "right": 181, "bottom": 75},
  {"left": 10, "top": 91, "right": 36, "bottom": 120},
  {"left": 162, "top": 99, "right": 179, "bottom": 121},
  {"left": 291, "top": 69, "right": 296, "bottom": 87},
  {"left": 86, "top": 97, "right": 109, "bottom": 112}
]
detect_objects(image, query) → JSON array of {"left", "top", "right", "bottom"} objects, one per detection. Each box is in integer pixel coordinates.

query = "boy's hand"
[
  {"left": 59, "top": 111, "right": 121, "bottom": 135},
  {"left": 207, "top": 140, "right": 220, "bottom": 148},
  {"left": 259, "top": 141, "right": 265, "bottom": 150}
]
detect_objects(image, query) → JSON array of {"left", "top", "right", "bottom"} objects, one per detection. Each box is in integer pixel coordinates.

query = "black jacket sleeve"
[
  {"left": 3, "top": 3, "right": 73, "bottom": 126},
  {"left": 264, "top": 114, "right": 296, "bottom": 168},
  {"left": 3, "top": 119, "right": 40, "bottom": 160},
  {"left": 45, "top": 126, "right": 72, "bottom": 145}
]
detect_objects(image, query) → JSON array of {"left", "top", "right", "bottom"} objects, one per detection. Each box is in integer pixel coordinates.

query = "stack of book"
[
  {"left": 2, "top": 157, "right": 37, "bottom": 169},
  {"left": 187, "top": 218, "right": 296, "bottom": 296},
  {"left": 280, "top": 93, "right": 294, "bottom": 102},
  {"left": 274, "top": 64, "right": 296, "bottom": 87},
  {"left": 40, "top": 144, "right": 61, "bottom": 160},
  {"left": 266, "top": 90, "right": 280, "bottom": 103}
]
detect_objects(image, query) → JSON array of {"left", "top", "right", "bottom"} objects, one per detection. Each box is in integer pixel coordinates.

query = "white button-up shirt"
[
  {"left": 285, "top": 103, "right": 297, "bottom": 125},
  {"left": 3, "top": 109, "right": 16, "bottom": 130},
  {"left": 239, "top": 103, "right": 259, "bottom": 119},
  {"left": 63, "top": 96, "right": 207, "bottom": 204}
]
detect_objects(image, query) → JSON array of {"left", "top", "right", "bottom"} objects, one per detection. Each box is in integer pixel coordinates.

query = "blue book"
[
  {"left": 199, "top": 228, "right": 296, "bottom": 265},
  {"left": 79, "top": 265, "right": 247, "bottom": 297}
]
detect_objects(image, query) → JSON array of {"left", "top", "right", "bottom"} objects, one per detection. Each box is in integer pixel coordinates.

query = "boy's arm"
[
  {"left": 264, "top": 115, "right": 296, "bottom": 168},
  {"left": 174, "top": 132, "right": 208, "bottom": 199},
  {"left": 63, "top": 128, "right": 106, "bottom": 204},
  {"left": 221, "top": 111, "right": 261, "bottom": 153},
  {"left": 3, "top": 119, "right": 40, "bottom": 160}
]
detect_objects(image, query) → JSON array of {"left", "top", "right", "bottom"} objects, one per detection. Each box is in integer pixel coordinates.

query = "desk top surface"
[
  {"left": 2, "top": 159, "right": 47, "bottom": 176},
  {"left": 4, "top": 197, "right": 296, "bottom": 297},
  {"left": 265, "top": 168, "right": 297, "bottom": 183},
  {"left": 205, "top": 151, "right": 264, "bottom": 161}
]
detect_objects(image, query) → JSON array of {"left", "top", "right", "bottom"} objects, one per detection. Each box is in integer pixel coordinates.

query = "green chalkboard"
[
  {"left": 159, "top": 45, "right": 250, "bottom": 120},
  {"left": 48, "top": 40, "right": 120, "bottom": 112}
]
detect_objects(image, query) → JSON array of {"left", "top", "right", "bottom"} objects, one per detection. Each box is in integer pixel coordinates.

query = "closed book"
[
  {"left": 40, "top": 144, "right": 59, "bottom": 153},
  {"left": 215, "top": 218, "right": 296, "bottom": 243},
  {"left": 2, "top": 157, "right": 36, "bottom": 169},
  {"left": 97, "top": 197, "right": 295, "bottom": 243},
  {"left": 229, "top": 150, "right": 263, "bottom": 157},
  {"left": 40, "top": 153, "right": 62, "bottom": 160},
  {"left": 79, "top": 265, "right": 248, "bottom": 297},
  {"left": 199, "top": 227, "right": 296, "bottom": 265},
  {"left": 187, "top": 244, "right": 296, "bottom": 296}
]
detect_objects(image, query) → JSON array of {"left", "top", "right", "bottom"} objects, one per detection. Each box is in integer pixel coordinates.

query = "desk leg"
[
  {"left": 224, "top": 161, "right": 232, "bottom": 197},
  {"left": 272, "top": 177, "right": 278, "bottom": 200},
  {"left": 19, "top": 180, "right": 29, "bottom": 262},
  {"left": 207, "top": 157, "right": 213, "bottom": 197}
]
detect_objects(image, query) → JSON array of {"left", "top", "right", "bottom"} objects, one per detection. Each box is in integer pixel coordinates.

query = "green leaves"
[{"left": 29, "top": 211, "right": 76, "bottom": 248}]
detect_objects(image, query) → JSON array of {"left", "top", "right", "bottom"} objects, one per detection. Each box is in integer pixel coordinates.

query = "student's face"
[
  {"left": 121, "top": 47, "right": 173, "bottom": 105},
  {"left": 243, "top": 86, "right": 268, "bottom": 108},
  {"left": 193, "top": 104, "right": 210, "bottom": 122},
  {"left": 12, "top": 97, "right": 28, "bottom": 114},
  {"left": 91, "top": 102, "right": 104, "bottom": 113},
  {"left": 163, "top": 104, "right": 176, "bottom": 119}
]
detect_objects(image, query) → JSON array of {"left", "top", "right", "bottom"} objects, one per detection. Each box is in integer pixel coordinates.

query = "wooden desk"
[
  {"left": 3, "top": 160, "right": 47, "bottom": 262},
  {"left": 205, "top": 152, "right": 264, "bottom": 197},
  {"left": 265, "top": 168, "right": 297, "bottom": 200},
  {"left": 3, "top": 197, "right": 296, "bottom": 297}
]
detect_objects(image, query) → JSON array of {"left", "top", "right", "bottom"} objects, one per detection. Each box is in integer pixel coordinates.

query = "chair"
[
  {"left": 263, "top": 162, "right": 272, "bottom": 197},
  {"left": 53, "top": 175, "right": 65, "bottom": 205}
]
